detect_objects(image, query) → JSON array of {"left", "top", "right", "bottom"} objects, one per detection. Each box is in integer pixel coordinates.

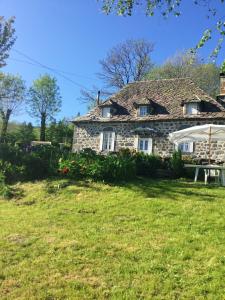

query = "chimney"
[
  {"left": 97, "top": 90, "right": 100, "bottom": 106},
  {"left": 216, "top": 73, "right": 225, "bottom": 106},
  {"left": 220, "top": 72, "right": 225, "bottom": 96}
]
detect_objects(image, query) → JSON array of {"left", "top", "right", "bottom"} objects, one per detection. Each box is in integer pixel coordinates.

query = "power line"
[{"left": 11, "top": 48, "right": 94, "bottom": 91}]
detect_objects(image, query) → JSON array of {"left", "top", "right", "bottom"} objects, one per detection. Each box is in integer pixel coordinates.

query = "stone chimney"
[
  {"left": 96, "top": 90, "right": 100, "bottom": 106},
  {"left": 220, "top": 72, "right": 225, "bottom": 96},
  {"left": 217, "top": 73, "right": 225, "bottom": 106}
]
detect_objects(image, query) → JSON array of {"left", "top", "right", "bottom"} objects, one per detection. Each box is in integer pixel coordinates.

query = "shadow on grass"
[{"left": 119, "top": 178, "right": 225, "bottom": 202}]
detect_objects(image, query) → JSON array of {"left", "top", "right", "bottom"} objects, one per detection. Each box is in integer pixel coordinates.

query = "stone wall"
[{"left": 72, "top": 119, "right": 225, "bottom": 162}]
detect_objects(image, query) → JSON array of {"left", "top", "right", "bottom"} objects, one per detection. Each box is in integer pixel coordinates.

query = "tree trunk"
[
  {"left": 0, "top": 109, "right": 11, "bottom": 143},
  {"left": 40, "top": 113, "right": 46, "bottom": 141}
]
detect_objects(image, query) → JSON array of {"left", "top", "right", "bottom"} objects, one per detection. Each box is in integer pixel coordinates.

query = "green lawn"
[{"left": 1, "top": 179, "right": 225, "bottom": 299}]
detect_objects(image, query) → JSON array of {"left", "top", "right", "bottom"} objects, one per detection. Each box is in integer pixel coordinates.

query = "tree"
[
  {"left": 0, "top": 16, "right": 16, "bottom": 68},
  {"left": 98, "top": 39, "right": 154, "bottom": 89},
  {"left": 98, "top": 1, "right": 225, "bottom": 60},
  {"left": 0, "top": 73, "right": 26, "bottom": 142},
  {"left": 146, "top": 51, "right": 220, "bottom": 98},
  {"left": 46, "top": 119, "right": 74, "bottom": 146},
  {"left": 15, "top": 122, "right": 36, "bottom": 146},
  {"left": 221, "top": 60, "right": 225, "bottom": 73},
  {"left": 27, "top": 74, "right": 61, "bottom": 141}
]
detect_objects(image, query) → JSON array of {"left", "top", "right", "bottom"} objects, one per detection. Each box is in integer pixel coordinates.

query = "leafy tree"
[
  {"left": 27, "top": 74, "right": 61, "bottom": 141},
  {"left": 98, "top": 1, "right": 225, "bottom": 59},
  {"left": 0, "top": 16, "right": 16, "bottom": 68},
  {"left": 98, "top": 39, "right": 154, "bottom": 89},
  {"left": 15, "top": 122, "right": 36, "bottom": 146},
  {"left": 0, "top": 73, "right": 26, "bottom": 142},
  {"left": 46, "top": 119, "right": 73, "bottom": 146},
  {"left": 221, "top": 60, "right": 225, "bottom": 73},
  {"left": 146, "top": 51, "right": 220, "bottom": 98}
]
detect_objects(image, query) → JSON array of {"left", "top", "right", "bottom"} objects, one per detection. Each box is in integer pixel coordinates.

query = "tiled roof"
[{"left": 74, "top": 78, "right": 225, "bottom": 123}]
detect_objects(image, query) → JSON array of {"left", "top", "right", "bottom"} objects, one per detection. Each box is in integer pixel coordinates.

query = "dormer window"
[
  {"left": 102, "top": 107, "right": 111, "bottom": 118},
  {"left": 185, "top": 103, "right": 199, "bottom": 115},
  {"left": 139, "top": 105, "right": 148, "bottom": 117}
]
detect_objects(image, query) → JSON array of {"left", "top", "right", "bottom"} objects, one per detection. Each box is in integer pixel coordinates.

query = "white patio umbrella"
[{"left": 169, "top": 124, "right": 225, "bottom": 163}]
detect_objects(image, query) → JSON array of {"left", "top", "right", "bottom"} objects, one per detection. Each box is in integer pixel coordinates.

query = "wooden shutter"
[
  {"left": 189, "top": 142, "right": 194, "bottom": 153},
  {"left": 99, "top": 132, "right": 103, "bottom": 151},
  {"left": 134, "top": 135, "right": 139, "bottom": 151},
  {"left": 148, "top": 138, "right": 153, "bottom": 154},
  {"left": 111, "top": 132, "right": 116, "bottom": 151}
]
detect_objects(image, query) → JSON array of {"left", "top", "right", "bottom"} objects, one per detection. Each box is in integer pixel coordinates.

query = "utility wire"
[{"left": 11, "top": 49, "right": 94, "bottom": 91}]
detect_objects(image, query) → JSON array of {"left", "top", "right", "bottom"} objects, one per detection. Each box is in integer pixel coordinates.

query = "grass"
[{"left": 0, "top": 178, "right": 225, "bottom": 299}]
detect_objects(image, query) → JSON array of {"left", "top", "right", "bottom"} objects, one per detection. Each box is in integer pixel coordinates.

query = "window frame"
[
  {"left": 139, "top": 105, "right": 148, "bottom": 117},
  {"left": 136, "top": 137, "right": 153, "bottom": 154},
  {"left": 176, "top": 141, "right": 194, "bottom": 154},
  {"left": 102, "top": 107, "right": 111, "bottom": 118},
  {"left": 99, "top": 130, "right": 115, "bottom": 152},
  {"left": 185, "top": 103, "right": 199, "bottom": 115}
]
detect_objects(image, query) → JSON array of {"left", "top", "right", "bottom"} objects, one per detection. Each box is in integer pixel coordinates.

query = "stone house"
[{"left": 72, "top": 74, "right": 225, "bottom": 162}]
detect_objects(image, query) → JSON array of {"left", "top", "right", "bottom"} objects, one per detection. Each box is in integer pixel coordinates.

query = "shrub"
[
  {"left": 0, "top": 171, "right": 13, "bottom": 199},
  {"left": 170, "top": 150, "right": 184, "bottom": 178},
  {"left": 0, "top": 144, "right": 68, "bottom": 182},
  {"left": 134, "top": 152, "right": 162, "bottom": 177},
  {"left": 59, "top": 151, "right": 162, "bottom": 182}
]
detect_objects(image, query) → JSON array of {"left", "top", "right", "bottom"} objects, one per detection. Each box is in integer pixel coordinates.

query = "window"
[
  {"left": 102, "top": 107, "right": 111, "bottom": 118},
  {"left": 137, "top": 138, "right": 153, "bottom": 154},
  {"left": 139, "top": 106, "right": 148, "bottom": 117},
  {"left": 176, "top": 142, "right": 194, "bottom": 153},
  {"left": 185, "top": 103, "right": 199, "bottom": 115},
  {"left": 100, "top": 129, "right": 115, "bottom": 151}
]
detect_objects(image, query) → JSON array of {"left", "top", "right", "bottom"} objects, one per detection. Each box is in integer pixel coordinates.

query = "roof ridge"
[{"left": 126, "top": 77, "right": 193, "bottom": 84}]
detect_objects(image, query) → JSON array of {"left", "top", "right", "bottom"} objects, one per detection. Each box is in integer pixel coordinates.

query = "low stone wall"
[{"left": 72, "top": 119, "right": 225, "bottom": 162}]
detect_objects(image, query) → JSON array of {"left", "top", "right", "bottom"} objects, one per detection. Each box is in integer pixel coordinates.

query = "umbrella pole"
[{"left": 208, "top": 126, "right": 212, "bottom": 164}]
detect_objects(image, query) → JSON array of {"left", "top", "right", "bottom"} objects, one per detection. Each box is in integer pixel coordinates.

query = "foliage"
[
  {"left": 133, "top": 152, "right": 162, "bottom": 176},
  {"left": 0, "top": 169, "right": 15, "bottom": 199},
  {"left": 13, "top": 122, "right": 36, "bottom": 146},
  {"left": 59, "top": 149, "right": 163, "bottom": 182},
  {"left": 0, "top": 16, "right": 16, "bottom": 68},
  {"left": 46, "top": 119, "right": 74, "bottom": 146},
  {"left": 0, "top": 73, "right": 26, "bottom": 142},
  {"left": 221, "top": 60, "right": 225, "bottom": 73},
  {"left": 98, "top": 0, "right": 225, "bottom": 59},
  {"left": 98, "top": 39, "right": 154, "bottom": 89},
  {"left": 170, "top": 150, "right": 184, "bottom": 178},
  {"left": 27, "top": 74, "right": 61, "bottom": 141},
  {"left": 0, "top": 144, "right": 66, "bottom": 182},
  {"left": 146, "top": 50, "right": 220, "bottom": 98}
]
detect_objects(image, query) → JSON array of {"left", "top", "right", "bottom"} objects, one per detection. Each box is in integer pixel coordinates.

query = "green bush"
[
  {"left": 0, "top": 171, "right": 13, "bottom": 199},
  {"left": 170, "top": 150, "right": 185, "bottom": 178},
  {"left": 58, "top": 151, "right": 160, "bottom": 182},
  {"left": 0, "top": 144, "right": 68, "bottom": 182},
  {"left": 134, "top": 152, "right": 162, "bottom": 177}
]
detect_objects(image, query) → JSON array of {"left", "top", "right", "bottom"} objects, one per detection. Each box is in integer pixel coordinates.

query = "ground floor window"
[
  {"left": 137, "top": 137, "right": 153, "bottom": 154},
  {"left": 100, "top": 129, "right": 115, "bottom": 151},
  {"left": 177, "top": 142, "right": 194, "bottom": 153}
]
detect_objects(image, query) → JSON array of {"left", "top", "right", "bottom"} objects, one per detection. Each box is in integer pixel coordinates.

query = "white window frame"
[
  {"left": 139, "top": 106, "right": 148, "bottom": 117},
  {"left": 185, "top": 103, "right": 199, "bottom": 115},
  {"left": 175, "top": 141, "right": 194, "bottom": 153},
  {"left": 135, "top": 137, "right": 153, "bottom": 154},
  {"left": 99, "top": 131, "right": 115, "bottom": 152},
  {"left": 102, "top": 107, "right": 111, "bottom": 118}
]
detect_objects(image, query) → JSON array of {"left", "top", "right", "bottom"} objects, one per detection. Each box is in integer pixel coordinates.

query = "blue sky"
[{"left": 1, "top": 0, "right": 224, "bottom": 124}]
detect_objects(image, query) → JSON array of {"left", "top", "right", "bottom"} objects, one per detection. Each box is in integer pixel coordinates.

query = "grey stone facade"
[{"left": 72, "top": 119, "right": 225, "bottom": 162}]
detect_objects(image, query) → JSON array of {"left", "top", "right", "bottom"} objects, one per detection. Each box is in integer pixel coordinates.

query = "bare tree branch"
[{"left": 98, "top": 39, "right": 154, "bottom": 89}]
